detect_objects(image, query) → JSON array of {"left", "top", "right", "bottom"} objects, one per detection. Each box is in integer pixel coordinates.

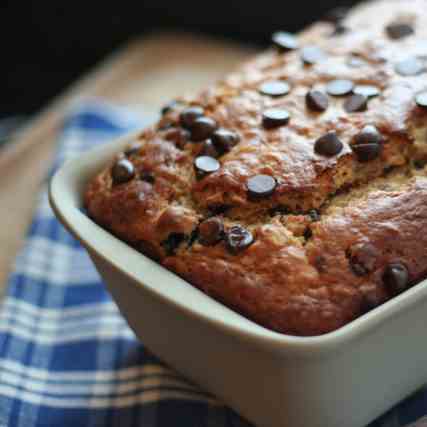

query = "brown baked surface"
[{"left": 85, "top": 0, "right": 427, "bottom": 336}]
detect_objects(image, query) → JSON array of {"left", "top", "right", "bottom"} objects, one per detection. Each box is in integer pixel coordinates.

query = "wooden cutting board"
[{"left": 0, "top": 32, "right": 256, "bottom": 295}]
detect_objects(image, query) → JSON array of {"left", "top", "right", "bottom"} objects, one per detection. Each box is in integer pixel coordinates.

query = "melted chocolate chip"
[
  {"left": 383, "top": 263, "right": 409, "bottom": 294},
  {"left": 164, "top": 127, "right": 190, "bottom": 149},
  {"left": 331, "top": 23, "right": 348, "bottom": 36},
  {"left": 247, "top": 174, "right": 277, "bottom": 199},
  {"left": 198, "top": 217, "right": 224, "bottom": 246},
  {"left": 352, "top": 125, "right": 384, "bottom": 162},
  {"left": 211, "top": 129, "right": 240, "bottom": 154},
  {"left": 111, "top": 159, "right": 135, "bottom": 185},
  {"left": 306, "top": 90, "right": 329, "bottom": 112},
  {"left": 272, "top": 31, "right": 299, "bottom": 52},
  {"left": 190, "top": 117, "right": 218, "bottom": 142},
  {"left": 200, "top": 140, "right": 221, "bottom": 158},
  {"left": 180, "top": 106, "right": 204, "bottom": 129},
  {"left": 353, "top": 85, "right": 381, "bottom": 99},
  {"left": 301, "top": 46, "right": 326, "bottom": 65},
  {"left": 326, "top": 79, "right": 354, "bottom": 96},
  {"left": 344, "top": 94, "right": 368, "bottom": 113},
  {"left": 415, "top": 91, "right": 427, "bottom": 108},
  {"left": 225, "top": 226, "right": 254, "bottom": 255},
  {"left": 124, "top": 142, "right": 142, "bottom": 157},
  {"left": 395, "top": 57, "right": 425, "bottom": 76},
  {"left": 314, "top": 132, "right": 344, "bottom": 157},
  {"left": 258, "top": 81, "right": 291, "bottom": 97},
  {"left": 348, "top": 242, "right": 378, "bottom": 276},
  {"left": 194, "top": 156, "right": 220, "bottom": 179},
  {"left": 386, "top": 23, "right": 414, "bottom": 40},
  {"left": 161, "top": 233, "right": 186, "bottom": 256},
  {"left": 262, "top": 109, "right": 290, "bottom": 129}
]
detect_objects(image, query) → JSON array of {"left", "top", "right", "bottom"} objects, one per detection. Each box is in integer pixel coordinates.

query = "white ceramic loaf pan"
[{"left": 49, "top": 131, "right": 427, "bottom": 427}]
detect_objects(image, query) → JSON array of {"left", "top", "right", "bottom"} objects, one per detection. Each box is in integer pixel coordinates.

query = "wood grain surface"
[{"left": 0, "top": 32, "right": 256, "bottom": 295}]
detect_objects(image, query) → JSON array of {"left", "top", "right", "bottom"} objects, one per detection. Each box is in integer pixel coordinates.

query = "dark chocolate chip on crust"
[
  {"left": 258, "top": 80, "right": 291, "bottom": 97},
  {"left": 225, "top": 225, "right": 254, "bottom": 255},
  {"left": 180, "top": 106, "right": 204, "bottom": 129},
  {"left": 353, "top": 85, "right": 381, "bottom": 99},
  {"left": 194, "top": 156, "right": 220, "bottom": 179},
  {"left": 262, "top": 109, "right": 290, "bottom": 129},
  {"left": 211, "top": 129, "right": 240, "bottom": 154},
  {"left": 395, "top": 57, "right": 425, "bottom": 76},
  {"left": 247, "top": 174, "right": 277, "bottom": 199},
  {"left": 314, "top": 132, "right": 343, "bottom": 157},
  {"left": 352, "top": 125, "right": 384, "bottom": 162},
  {"left": 326, "top": 79, "right": 354, "bottom": 96},
  {"left": 306, "top": 90, "right": 329, "bottom": 112},
  {"left": 272, "top": 31, "right": 299, "bottom": 52},
  {"left": 344, "top": 94, "right": 368, "bottom": 112},
  {"left": 415, "top": 91, "right": 427, "bottom": 108},
  {"left": 190, "top": 117, "right": 218, "bottom": 142},
  {"left": 161, "top": 233, "right": 187, "bottom": 256},
  {"left": 383, "top": 263, "right": 409, "bottom": 294},
  {"left": 347, "top": 242, "right": 379, "bottom": 276},
  {"left": 386, "top": 23, "right": 414, "bottom": 40},
  {"left": 111, "top": 159, "right": 135, "bottom": 185},
  {"left": 200, "top": 140, "right": 221, "bottom": 158},
  {"left": 198, "top": 217, "right": 224, "bottom": 246},
  {"left": 301, "top": 46, "right": 326, "bottom": 65}
]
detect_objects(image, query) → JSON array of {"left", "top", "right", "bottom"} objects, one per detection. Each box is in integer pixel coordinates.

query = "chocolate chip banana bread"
[{"left": 85, "top": 0, "right": 427, "bottom": 336}]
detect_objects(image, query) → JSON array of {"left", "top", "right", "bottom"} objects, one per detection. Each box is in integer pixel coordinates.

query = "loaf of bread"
[{"left": 85, "top": 0, "right": 427, "bottom": 336}]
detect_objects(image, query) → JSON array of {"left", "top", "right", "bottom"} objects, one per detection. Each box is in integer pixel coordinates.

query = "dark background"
[{"left": 1, "top": 0, "right": 352, "bottom": 119}]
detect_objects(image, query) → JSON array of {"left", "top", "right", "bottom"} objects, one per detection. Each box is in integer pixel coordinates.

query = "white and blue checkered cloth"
[{"left": 0, "top": 101, "right": 427, "bottom": 427}]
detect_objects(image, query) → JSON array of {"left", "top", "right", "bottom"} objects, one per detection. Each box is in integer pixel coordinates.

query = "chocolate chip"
[
  {"left": 225, "top": 225, "right": 254, "bottom": 255},
  {"left": 161, "top": 233, "right": 186, "bottom": 256},
  {"left": 301, "top": 46, "right": 326, "bottom": 65},
  {"left": 262, "top": 109, "right": 290, "bottom": 129},
  {"left": 200, "top": 140, "right": 221, "bottom": 158},
  {"left": 360, "top": 289, "right": 381, "bottom": 312},
  {"left": 344, "top": 94, "right": 368, "bottom": 113},
  {"left": 331, "top": 23, "right": 348, "bottom": 36},
  {"left": 247, "top": 174, "right": 277, "bottom": 199},
  {"left": 386, "top": 23, "right": 414, "bottom": 40},
  {"left": 326, "top": 79, "right": 354, "bottom": 96},
  {"left": 269, "top": 205, "right": 290, "bottom": 216},
  {"left": 415, "top": 91, "right": 427, "bottom": 108},
  {"left": 111, "top": 159, "right": 135, "bottom": 185},
  {"left": 314, "top": 132, "right": 344, "bottom": 157},
  {"left": 211, "top": 129, "right": 240, "bottom": 154},
  {"left": 352, "top": 125, "right": 384, "bottom": 162},
  {"left": 306, "top": 90, "right": 329, "bottom": 112},
  {"left": 353, "top": 85, "right": 380, "bottom": 99},
  {"left": 179, "top": 106, "right": 204, "bottom": 129},
  {"left": 395, "top": 57, "right": 425, "bottom": 76},
  {"left": 140, "top": 172, "right": 155, "bottom": 184},
  {"left": 348, "top": 242, "right": 378, "bottom": 276},
  {"left": 194, "top": 156, "right": 220, "bottom": 179},
  {"left": 383, "top": 263, "right": 409, "bottom": 294},
  {"left": 124, "top": 142, "right": 142, "bottom": 157},
  {"left": 198, "top": 217, "right": 224, "bottom": 246},
  {"left": 272, "top": 31, "right": 299, "bottom": 52},
  {"left": 303, "top": 227, "right": 313, "bottom": 240},
  {"left": 414, "top": 159, "right": 427, "bottom": 169},
  {"left": 190, "top": 117, "right": 217, "bottom": 142},
  {"left": 258, "top": 81, "right": 291, "bottom": 97},
  {"left": 164, "top": 127, "right": 190, "bottom": 149},
  {"left": 161, "top": 100, "right": 182, "bottom": 115}
]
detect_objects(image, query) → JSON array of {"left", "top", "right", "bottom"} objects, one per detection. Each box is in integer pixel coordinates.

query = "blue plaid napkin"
[{"left": 0, "top": 101, "right": 426, "bottom": 427}]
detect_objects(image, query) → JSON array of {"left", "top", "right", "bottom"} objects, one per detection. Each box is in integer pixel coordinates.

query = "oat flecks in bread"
[{"left": 85, "top": 0, "right": 427, "bottom": 336}]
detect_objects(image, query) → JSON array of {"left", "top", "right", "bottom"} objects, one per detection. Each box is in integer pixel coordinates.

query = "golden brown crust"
[{"left": 85, "top": 0, "right": 427, "bottom": 335}]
